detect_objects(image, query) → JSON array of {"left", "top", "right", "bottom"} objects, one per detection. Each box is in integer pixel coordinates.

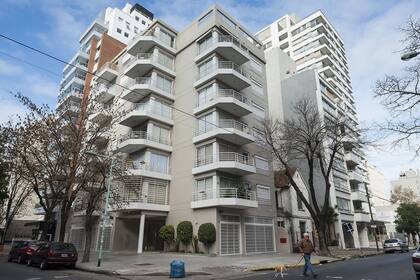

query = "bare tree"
[
  {"left": 262, "top": 98, "right": 362, "bottom": 256},
  {"left": 374, "top": 17, "right": 420, "bottom": 154}
]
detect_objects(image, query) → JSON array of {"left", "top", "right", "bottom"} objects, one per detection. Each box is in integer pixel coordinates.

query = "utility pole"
[{"left": 364, "top": 182, "right": 379, "bottom": 252}]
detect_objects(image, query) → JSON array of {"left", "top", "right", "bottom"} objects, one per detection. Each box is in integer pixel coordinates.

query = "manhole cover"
[{"left": 134, "top": 263, "right": 154, "bottom": 266}]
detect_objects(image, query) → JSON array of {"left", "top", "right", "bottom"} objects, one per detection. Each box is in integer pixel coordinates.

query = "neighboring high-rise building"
[
  {"left": 391, "top": 169, "right": 420, "bottom": 197},
  {"left": 257, "top": 11, "right": 370, "bottom": 249},
  {"left": 70, "top": 5, "right": 280, "bottom": 256},
  {"left": 56, "top": 3, "right": 154, "bottom": 115}
]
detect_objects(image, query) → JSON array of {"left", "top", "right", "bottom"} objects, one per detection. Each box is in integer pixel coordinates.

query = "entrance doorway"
[{"left": 143, "top": 217, "right": 165, "bottom": 251}]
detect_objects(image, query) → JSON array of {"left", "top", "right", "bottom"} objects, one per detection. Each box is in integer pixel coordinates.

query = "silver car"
[
  {"left": 383, "top": 238, "right": 409, "bottom": 253},
  {"left": 413, "top": 247, "right": 420, "bottom": 280}
]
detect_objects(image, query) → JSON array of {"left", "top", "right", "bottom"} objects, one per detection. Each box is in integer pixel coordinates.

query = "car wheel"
[
  {"left": 27, "top": 258, "right": 33, "bottom": 267},
  {"left": 416, "top": 274, "right": 420, "bottom": 280},
  {"left": 7, "top": 254, "right": 12, "bottom": 262},
  {"left": 17, "top": 255, "right": 23, "bottom": 264},
  {"left": 40, "top": 259, "right": 47, "bottom": 270}
]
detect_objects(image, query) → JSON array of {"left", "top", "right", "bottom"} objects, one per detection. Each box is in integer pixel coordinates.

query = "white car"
[
  {"left": 413, "top": 247, "right": 420, "bottom": 280},
  {"left": 383, "top": 238, "right": 409, "bottom": 253}
]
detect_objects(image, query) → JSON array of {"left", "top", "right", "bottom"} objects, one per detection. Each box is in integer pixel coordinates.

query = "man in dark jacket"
[{"left": 299, "top": 232, "right": 317, "bottom": 278}]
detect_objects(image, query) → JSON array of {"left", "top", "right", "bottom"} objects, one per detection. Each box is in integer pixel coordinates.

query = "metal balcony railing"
[
  {"left": 196, "top": 119, "right": 250, "bottom": 136},
  {"left": 198, "top": 34, "right": 248, "bottom": 55},
  {"left": 121, "top": 185, "right": 168, "bottom": 205},
  {"left": 125, "top": 160, "right": 170, "bottom": 174},
  {"left": 119, "top": 130, "right": 171, "bottom": 146},
  {"left": 129, "top": 102, "right": 172, "bottom": 119},
  {"left": 124, "top": 53, "right": 174, "bottom": 72},
  {"left": 219, "top": 152, "right": 254, "bottom": 166},
  {"left": 192, "top": 188, "right": 256, "bottom": 201},
  {"left": 198, "top": 61, "right": 247, "bottom": 79}
]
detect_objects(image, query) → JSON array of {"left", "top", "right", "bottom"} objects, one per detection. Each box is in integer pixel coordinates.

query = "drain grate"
[{"left": 134, "top": 263, "right": 154, "bottom": 266}]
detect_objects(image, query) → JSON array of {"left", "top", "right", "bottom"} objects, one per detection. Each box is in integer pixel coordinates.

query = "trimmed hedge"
[
  {"left": 198, "top": 223, "right": 216, "bottom": 252},
  {"left": 177, "top": 221, "right": 193, "bottom": 245},
  {"left": 159, "top": 225, "right": 175, "bottom": 244}
]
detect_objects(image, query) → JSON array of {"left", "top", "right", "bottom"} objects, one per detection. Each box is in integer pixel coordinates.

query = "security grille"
[
  {"left": 220, "top": 215, "right": 241, "bottom": 256},
  {"left": 70, "top": 227, "right": 85, "bottom": 251},
  {"left": 96, "top": 226, "right": 113, "bottom": 252},
  {"left": 244, "top": 216, "right": 274, "bottom": 254}
]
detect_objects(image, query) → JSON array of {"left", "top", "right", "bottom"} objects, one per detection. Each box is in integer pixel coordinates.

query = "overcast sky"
[{"left": 0, "top": 0, "right": 419, "bottom": 182}]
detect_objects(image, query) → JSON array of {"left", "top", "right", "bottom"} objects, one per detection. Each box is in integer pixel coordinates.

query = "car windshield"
[
  {"left": 384, "top": 239, "right": 399, "bottom": 243},
  {"left": 51, "top": 243, "right": 76, "bottom": 252}
]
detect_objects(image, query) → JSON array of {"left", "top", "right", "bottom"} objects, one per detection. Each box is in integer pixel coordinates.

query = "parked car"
[
  {"left": 8, "top": 240, "right": 46, "bottom": 264},
  {"left": 27, "top": 242, "right": 78, "bottom": 270},
  {"left": 383, "top": 238, "right": 409, "bottom": 253},
  {"left": 413, "top": 247, "right": 420, "bottom": 280}
]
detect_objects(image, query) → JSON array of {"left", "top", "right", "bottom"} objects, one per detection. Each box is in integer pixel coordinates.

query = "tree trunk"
[
  {"left": 315, "top": 221, "right": 330, "bottom": 256},
  {"left": 82, "top": 215, "right": 95, "bottom": 263},
  {"left": 40, "top": 211, "right": 53, "bottom": 241},
  {"left": 412, "top": 232, "right": 417, "bottom": 246},
  {"left": 58, "top": 203, "right": 71, "bottom": 242}
]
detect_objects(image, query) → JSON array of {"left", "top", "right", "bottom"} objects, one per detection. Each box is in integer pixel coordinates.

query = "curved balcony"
[
  {"left": 191, "top": 188, "right": 257, "bottom": 209},
  {"left": 117, "top": 131, "right": 172, "bottom": 153},
  {"left": 193, "top": 89, "right": 253, "bottom": 117},
  {"left": 194, "top": 61, "right": 251, "bottom": 91},
  {"left": 94, "top": 83, "right": 116, "bottom": 103},
  {"left": 344, "top": 151, "right": 360, "bottom": 168},
  {"left": 193, "top": 119, "right": 254, "bottom": 145},
  {"left": 121, "top": 77, "right": 174, "bottom": 102},
  {"left": 195, "top": 35, "right": 249, "bottom": 65},
  {"left": 348, "top": 170, "right": 364, "bottom": 184},
  {"left": 119, "top": 102, "right": 173, "bottom": 127},
  {"left": 127, "top": 32, "right": 176, "bottom": 56},
  {"left": 125, "top": 160, "right": 171, "bottom": 181},
  {"left": 354, "top": 210, "right": 370, "bottom": 223},
  {"left": 192, "top": 152, "right": 256, "bottom": 175},
  {"left": 96, "top": 62, "right": 118, "bottom": 82},
  {"left": 123, "top": 53, "right": 175, "bottom": 79}
]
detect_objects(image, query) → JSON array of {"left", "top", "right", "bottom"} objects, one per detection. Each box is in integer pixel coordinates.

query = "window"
[
  {"left": 253, "top": 128, "right": 265, "bottom": 142},
  {"left": 151, "top": 125, "right": 170, "bottom": 144},
  {"left": 251, "top": 78, "right": 263, "bottom": 96},
  {"left": 196, "top": 144, "right": 213, "bottom": 166},
  {"left": 195, "top": 177, "right": 213, "bottom": 199},
  {"left": 337, "top": 197, "right": 351, "bottom": 212},
  {"left": 278, "top": 32, "right": 288, "bottom": 42},
  {"left": 149, "top": 153, "right": 169, "bottom": 173},
  {"left": 134, "top": 27, "right": 138, "bottom": 34},
  {"left": 249, "top": 55, "right": 263, "bottom": 73},
  {"left": 297, "top": 195, "right": 304, "bottom": 210},
  {"left": 263, "top": 41, "right": 272, "bottom": 50},
  {"left": 198, "top": 59, "right": 214, "bottom": 78},
  {"left": 252, "top": 102, "right": 265, "bottom": 118},
  {"left": 197, "top": 84, "right": 215, "bottom": 106},
  {"left": 255, "top": 156, "right": 269, "bottom": 171},
  {"left": 117, "top": 28, "right": 122, "bottom": 34},
  {"left": 118, "top": 17, "right": 123, "bottom": 22},
  {"left": 135, "top": 16, "right": 139, "bottom": 21},
  {"left": 198, "top": 34, "right": 213, "bottom": 54},
  {"left": 197, "top": 113, "right": 214, "bottom": 134},
  {"left": 155, "top": 73, "right": 172, "bottom": 93},
  {"left": 157, "top": 51, "right": 174, "bottom": 69},
  {"left": 257, "top": 185, "right": 271, "bottom": 204},
  {"left": 124, "top": 32, "right": 129, "bottom": 38},
  {"left": 141, "top": 20, "right": 146, "bottom": 25}
]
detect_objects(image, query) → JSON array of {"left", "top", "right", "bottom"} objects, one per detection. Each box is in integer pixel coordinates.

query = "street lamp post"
[
  {"left": 364, "top": 182, "right": 379, "bottom": 252},
  {"left": 85, "top": 151, "right": 114, "bottom": 267},
  {"left": 401, "top": 50, "right": 419, "bottom": 61}
]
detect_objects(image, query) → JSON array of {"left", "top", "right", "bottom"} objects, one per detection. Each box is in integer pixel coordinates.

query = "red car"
[
  {"left": 27, "top": 242, "right": 78, "bottom": 270},
  {"left": 8, "top": 241, "right": 46, "bottom": 264}
]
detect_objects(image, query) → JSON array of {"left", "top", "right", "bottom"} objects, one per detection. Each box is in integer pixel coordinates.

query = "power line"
[
  {"left": 0, "top": 33, "right": 237, "bottom": 134},
  {"left": 0, "top": 51, "right": 60, "bottom": 78}
]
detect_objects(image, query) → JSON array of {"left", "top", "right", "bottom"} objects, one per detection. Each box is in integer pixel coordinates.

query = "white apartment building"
[
  {"left": 57, "top": 3, "right": 153, "bottom": 115},
  {"left": 257, "top": 11, "right": 370, "bottom": 249},
  {"left": 69, "top": 5, "right": 281, "bottom": 256},
  {"left": 391, "top": 169, "right": 420, "bottom": 197}
]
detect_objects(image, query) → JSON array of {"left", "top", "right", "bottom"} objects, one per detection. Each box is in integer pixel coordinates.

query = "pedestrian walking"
[{"left": 299, "top": 232, "right": 318, "bottom": 278}]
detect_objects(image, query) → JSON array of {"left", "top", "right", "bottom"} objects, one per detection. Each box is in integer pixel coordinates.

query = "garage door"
[
  {"left": 220, "top": 215, "right": 241, "bottom": 256},
  {"left": 245, "top": 216, "right": 274, "bottom": 254}
]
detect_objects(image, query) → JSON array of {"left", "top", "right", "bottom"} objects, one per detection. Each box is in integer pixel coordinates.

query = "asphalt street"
[
  {"left": 0, "top": 255, "right": 118, "bottom": 280},
  {"left": 234, "top": 251, "right": 417, "bottom": 280}
]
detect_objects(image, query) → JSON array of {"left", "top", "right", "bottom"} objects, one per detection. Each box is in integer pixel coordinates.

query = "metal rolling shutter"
[
  {"left": 220, "top": 215, "right": 241, "bottom": 256},
  {"left": 245, "top": 216, "right": 274, "bottom": 254}
]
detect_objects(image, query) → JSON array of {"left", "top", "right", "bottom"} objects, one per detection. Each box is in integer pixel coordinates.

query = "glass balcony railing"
[
  {"left": 198, "top": 61, "right": 246, "bottom": 79},
  {"left": 192, "top": 187, "right": 256, "bottom": 201},
  {"left": 119, "top": 130, "right": 171, "bottom": 146},
  {"left": 195, "top": 152, "right": 254, "bottom": 167},
  {"left": 128, "top": 102, "right": 172, "bottom": 119}
]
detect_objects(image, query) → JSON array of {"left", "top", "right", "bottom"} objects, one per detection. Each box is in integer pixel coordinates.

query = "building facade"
[
  {"left": 257, "top": 11, "right": 370, "bottom": 249},
  {"left": 69, "top": 5, "right": 280, "bottom": 256}
]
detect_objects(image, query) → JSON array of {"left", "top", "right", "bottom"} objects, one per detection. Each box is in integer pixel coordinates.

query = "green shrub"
[
  {"left": 198, "top": 223, "right": 216, "bottom": 253},
  {"left": 177, "top": 221, "right": 193, "bottom": 246},
  {"left": 159, "top": 225, "right": 175, "bottom": 245}
]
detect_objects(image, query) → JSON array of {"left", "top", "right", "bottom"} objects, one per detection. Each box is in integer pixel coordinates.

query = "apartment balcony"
[
  {"left": 351, "top": 190, "right": 368, "bottom": 202},
  {"left": 354, "top": 210, "right": 371, "bottom": 223},
  {"left": 193, "top": 119, "right": 254, "bottom": 145},
  {"left": 121, "top": 77, "right": 174, "bottom": 103},
  {"left": 61, "top": 74, "right": 85, "bottom": 93},
  {"left": 127, "top": 32, "right": 176, "bottom": 56},
  {"left": 119, "top": 102, "right": 173, "bottom": 127},
  {"left": 89, "top": 104, "right": 112, "bottom": 124},
  {"left": 110, "top": 184, "right": 170, "bottom": 212},
  {"left": 56, "top": 90, "right": 82, "bottom": 110},
  {"left": 94, "top": 83, "right": 116, "bottom": 103},
  {"left": 193, "top": 89, "right": 253, "bottom": 117},
  {"left": 348, "top": 170, "right": 364, "bottom": 184},
  {"left": 194, "top": 61, "right": 251, "bottom": 91},
  {"left": 117, "top": 131, "right": 172, "bottom": 154},
  {"left": 96, "top": 62, "right": 118, "bottom": 82},
  {"left": 344, "top": 151, "right": 360, "bottom": 168},
  {"left": 191, "top": 188, "right": 257, "bottom": 209},
  {"left": 343, "top": 135, "right": 357, "bottom": 150},
  {"left": 123, "top": 53, "right": 176, "bottom": 79},
  {"left": 192, "top": 152, "right": 256, "bottom": 175},
  {"left": 195, "top": 35, "right": 249, "bottom": 65},
  {"left": 125, "top": 160, "right": 171, "bottom": 181}
]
